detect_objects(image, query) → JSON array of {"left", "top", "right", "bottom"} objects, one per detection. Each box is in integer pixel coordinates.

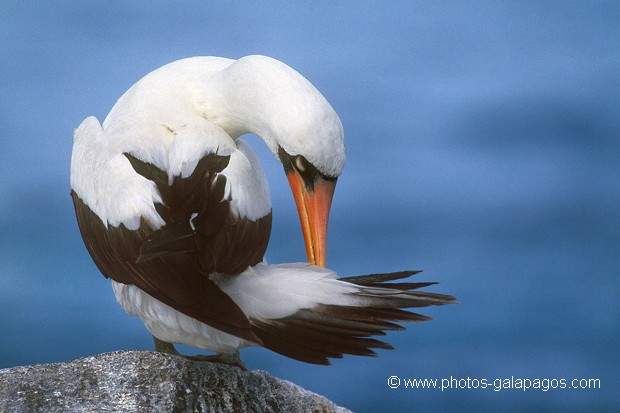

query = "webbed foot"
[
  {"left": 152, "top": 336, "right": 247, "bottom": 370},
  {"left": 188, "top": 350, "right": 248, "bottom": 371}
]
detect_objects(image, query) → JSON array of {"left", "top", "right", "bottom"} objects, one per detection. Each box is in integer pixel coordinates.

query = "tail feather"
[
  {"left": 254, "top": 317, "right": 391, "bottom": 362},
  {"left": 250, "top": 269, "right": 456, "bottom": 365},
  {"left": 342, "top": 271, "right": 445, "bottom": 292},
  {"left": 288, "top": 308, "right": 401, "bottom": 335},
  {"left": 318, "top": 305, "right": 433, "bottom": 324},
  {"left": 341, "top": 270, "right": 422, "bottom": 285},
  {"left": 252, "top": 320, "right": 343, "bottom": 365}
]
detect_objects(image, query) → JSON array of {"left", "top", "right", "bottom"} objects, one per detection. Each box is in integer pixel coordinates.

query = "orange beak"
[{"left": 286, "top": 170, "right": 336, "bottom": 267}]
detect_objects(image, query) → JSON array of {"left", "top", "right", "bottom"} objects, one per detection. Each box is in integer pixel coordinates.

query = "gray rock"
[{"left": 0, "top": 350, "right": 351, "bottom": 413}]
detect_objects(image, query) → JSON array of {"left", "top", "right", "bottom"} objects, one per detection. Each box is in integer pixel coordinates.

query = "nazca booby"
[{"left": 71, "top": 55, "right": 455, "bottom": 367}]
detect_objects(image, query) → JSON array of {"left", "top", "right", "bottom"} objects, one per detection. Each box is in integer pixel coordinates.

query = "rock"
[{"left": 0, "top": 350, "right": 351, "bottom": 412}]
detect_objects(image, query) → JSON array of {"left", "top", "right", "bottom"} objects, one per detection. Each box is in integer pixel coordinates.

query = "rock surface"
[{"left": 0, "top": 350, "right": 351, "bottom": 412}]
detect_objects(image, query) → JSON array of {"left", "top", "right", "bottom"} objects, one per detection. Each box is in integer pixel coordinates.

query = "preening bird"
[{"left": 71, "top": 55, "right": 455, "bottom": 368}]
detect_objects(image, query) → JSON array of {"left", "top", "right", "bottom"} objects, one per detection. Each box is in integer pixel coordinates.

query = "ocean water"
[{"left": 1, "top": 2, "right": 618, "bottom": 411}]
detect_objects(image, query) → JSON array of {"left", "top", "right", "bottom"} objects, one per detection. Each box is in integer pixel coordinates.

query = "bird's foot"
[
  {"left": 188, "top": 350, "right": 248, "bottom": 371},
  {"left": 153, "top": 336, "right": 181, "bottom": 355},
  {"left": 152, "top": 336, "right": 247, "bottom": 371}
]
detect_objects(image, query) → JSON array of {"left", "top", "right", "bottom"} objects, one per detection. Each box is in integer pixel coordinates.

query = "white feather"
[
  {"left": 211, "top": 263, "right": 358, "bottom": 320},
  {"left": 71, "top": 116, "right": 165, "bottom": 230},
  {"left": 222, "top": 139, "right": 271, "bottom": 220},
  {"left": 112, "top": 281, "right": 250, "bottom": 353}
]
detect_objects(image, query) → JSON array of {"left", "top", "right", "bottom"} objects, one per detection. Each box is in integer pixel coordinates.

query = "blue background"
[{"left": 1, "top": 2, "right": 618, "bottom": 411}]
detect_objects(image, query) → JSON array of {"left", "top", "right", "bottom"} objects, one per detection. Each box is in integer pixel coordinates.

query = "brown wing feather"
[{"left": 72, "top": 151, "right": 272, "bottom": 344}]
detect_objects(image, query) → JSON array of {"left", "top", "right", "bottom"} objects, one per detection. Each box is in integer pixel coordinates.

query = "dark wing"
[
  {"left": 251, "top": 271, "right": 456, "bottom": 365},
  {"left": 124, "top": 153, "right": 272, "bottom": 275},
  {"left": 72, "top": 151, "right": 272, "bottom": 344}
]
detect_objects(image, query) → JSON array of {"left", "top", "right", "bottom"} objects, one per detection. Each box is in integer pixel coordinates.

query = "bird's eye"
[{"left": 294, "top": 156, "right": 307, "bottom": 173}]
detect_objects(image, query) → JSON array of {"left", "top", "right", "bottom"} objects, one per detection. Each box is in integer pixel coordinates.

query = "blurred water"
[{"left": 1, "top": 2, "right": 618, "bottom": 411}]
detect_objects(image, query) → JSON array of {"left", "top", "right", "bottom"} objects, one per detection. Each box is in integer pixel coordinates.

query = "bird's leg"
[
  {"left": 152, "top": 336, "right": 247, "bottom": 370},
  {"left": 153, "top": 336, "right": 181, "bottom": 355},
  {"left": 188, "top": 350, "right": 248, "bottom": 371}
]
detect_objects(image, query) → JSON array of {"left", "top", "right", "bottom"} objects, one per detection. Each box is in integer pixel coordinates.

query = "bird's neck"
[{"left": 195, "top": 56, "right": 324, "bottom": 156}]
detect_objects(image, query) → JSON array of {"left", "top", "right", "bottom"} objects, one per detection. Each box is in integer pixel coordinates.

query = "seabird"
[{"left": 71, "top": 55, "right": 455, "bottom": 367}]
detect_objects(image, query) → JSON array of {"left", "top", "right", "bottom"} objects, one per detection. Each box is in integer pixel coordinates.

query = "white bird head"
[
  {"left": 201, "top": 55, "right": 345, "bottom": 176},
  {"left": 200, "top": 55, "right": 346, "bottom": 266}
]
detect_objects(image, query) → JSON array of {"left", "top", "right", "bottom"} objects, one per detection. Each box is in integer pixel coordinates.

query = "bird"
[{"left": 70, "top": 55, "right": 455, "bottom": 368}]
